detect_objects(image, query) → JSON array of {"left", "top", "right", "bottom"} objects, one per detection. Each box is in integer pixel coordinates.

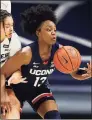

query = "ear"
[
  {"left": 36, "top": 29, "right": 40, "bottom": 37},
  {"left": 36, "top": 30, "right": 39, "bottom": 37}
]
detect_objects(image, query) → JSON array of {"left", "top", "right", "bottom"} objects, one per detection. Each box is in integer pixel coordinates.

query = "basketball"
[{"left": 53, "top": 46, "right": 81, "bottom": 74}]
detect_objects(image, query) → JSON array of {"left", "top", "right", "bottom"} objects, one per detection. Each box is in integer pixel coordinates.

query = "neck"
[
  {"left": 38, "top": 41, "right": 52, "bottom": 54},
  {"left": 38, "top": 41, "right": 52, "bottom": 61}
]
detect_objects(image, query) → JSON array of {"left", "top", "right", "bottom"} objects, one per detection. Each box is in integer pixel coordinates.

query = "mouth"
[
  {"left": 52, "top": 37, "right": 56, "bottom": 41},
  {"left": 8, "top": 33, "right": 12, "bottom": 38}
]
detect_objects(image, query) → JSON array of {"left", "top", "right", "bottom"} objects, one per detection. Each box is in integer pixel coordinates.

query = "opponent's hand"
[
  {"left": 8, "top": 75, "right": 27, "bottom": 86},
  {"left": 82, "top": 61, "right": 92, "bottom": 79},
  {"left": 1, "top": 90, "right": 12, "bottom": 115}
]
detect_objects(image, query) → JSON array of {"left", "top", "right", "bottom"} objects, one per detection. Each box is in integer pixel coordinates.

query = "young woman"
[
  {"left": 1, "top": 5, "right": 92, "bottom": 119},
  {"left": 0, "top": 9, "right": 24, "bottom": 119}
]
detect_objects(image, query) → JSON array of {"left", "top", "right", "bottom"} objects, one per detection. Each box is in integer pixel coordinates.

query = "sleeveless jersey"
[
  {"left": 21, "top": 41, "right": 59, "bottom": 87},
  {"left": 0, "top": 32, "right": 21, "bottom": 68},
  {"left": 0, "top": 38, "right": 10, "bottom": 67}
]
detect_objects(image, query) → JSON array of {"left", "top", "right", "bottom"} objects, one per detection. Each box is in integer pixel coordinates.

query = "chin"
[
  {"left": 7, "top": 35, "right": 12, "bottom": 39},
  {"left": 51, "top": 40, "right": 56, "bottom": 45},
  {"left": 46, "top": 39, "right": 56, "bottom": 45}
]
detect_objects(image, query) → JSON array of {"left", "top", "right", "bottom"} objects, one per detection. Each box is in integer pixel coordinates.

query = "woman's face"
[
  {"left": 37, "top": 20, "right": 56, "bottom": 45},
  {"left": 4, "top": 16, "right": 14, "bottom": 38}
]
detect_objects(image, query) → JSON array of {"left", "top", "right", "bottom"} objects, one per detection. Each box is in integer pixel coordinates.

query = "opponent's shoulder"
[
  {"left": 12, "top": 31, "right": 19, "bottom": 37},
  {"left": 9, "top": 32, "right": 21, "bottom": 56},
  {"left": 11, "top": 32, "right": 21, "bottom": 44}
]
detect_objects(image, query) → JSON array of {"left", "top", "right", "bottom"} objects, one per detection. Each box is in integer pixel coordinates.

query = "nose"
[
  {"left": 51, "top": 30, "right": 56, "bottom": 36},
  {"left": 10, "top": 26, "right": 13, "bottom": 33}
]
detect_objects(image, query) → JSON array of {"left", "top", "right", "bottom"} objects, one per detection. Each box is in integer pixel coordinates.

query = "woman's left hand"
[{"left": 81, "top": 61, "right": 92, "bottom": 79}]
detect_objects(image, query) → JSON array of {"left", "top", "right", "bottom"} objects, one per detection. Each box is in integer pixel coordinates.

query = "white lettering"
[
  {"left": 30, "top": 69, "right": 35, "bottom": 74},
  {"left": 30, "top": 68, "right": 55, "bottom": 76},
  {"left": 36, "top": 70, "right": 42, "bottom": 75}
]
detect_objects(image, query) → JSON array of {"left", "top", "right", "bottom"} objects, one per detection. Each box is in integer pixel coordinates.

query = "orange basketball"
[{"left": 53, "top": 46, "right": 81, "bottom": 74}]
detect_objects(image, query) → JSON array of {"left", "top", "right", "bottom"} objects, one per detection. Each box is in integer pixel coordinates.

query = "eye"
[
  {"left": 46, "top": 28, "right": 51, "bottom": 31},
  {"left": 5, "top": 25, "right": 10, "bottom": 28}
]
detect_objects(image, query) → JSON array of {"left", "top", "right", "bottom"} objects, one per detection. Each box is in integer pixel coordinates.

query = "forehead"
[
  {"left": 4, "top": 16, "right": 13, "bottom": 24},
  {"left": 41, "top": 20, "right": 56, "bottom": 28}
]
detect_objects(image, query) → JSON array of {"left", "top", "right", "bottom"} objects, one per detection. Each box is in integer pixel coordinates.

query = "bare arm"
[
  {"left": 1, "top": 46, "right": 32, "bottom": 78},
  {"left": 1, "top": 74, "right": 6, "bottom": 91}
]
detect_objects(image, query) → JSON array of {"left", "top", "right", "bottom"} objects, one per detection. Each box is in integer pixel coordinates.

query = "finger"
[
  {"left": 82, "top": 74, "right": 89, "bottom": 77},
  {"left": 6, "top": 104, "right": 10, "bottom": 113},
  {"left": 8, "top": 102, "right": 12, "bottom": 112},
  {"left": 21, "top": 81, "right": 28, "bottom": 83},
  {"left": 21, "top": 77, "right": 27, "bottom": 81},
  {"left": 2, "top": 107, "right": 6, "bottom": 116},
  {"left": 18, "top": 77, "right": 26, "bottom": 81},
  {"left": 4, "top": 103, "right": 9, "bottom": 114},
  {"left": 8, "top": 77, "right": 13, "bottom": 85},
  {"left": 83, "top": 67, "right": 88, "bottom": 71},
  {"left": 87, "top": 63, "right": 90, "bottom": 69},
  {"left": 79, "top": 67, "right": 87, "bottom": 70},
  {"left": 90, "top": 61, "right": 92, "bottom": 65},
  {"left": 90, "top": 61, "right": 92, "bottom": 68},
  {"left": 82, "top": 75, "right": 91, "bottom": 79},
  {"left": 5, "top": 102, "right": 11, "bottom": 113}
]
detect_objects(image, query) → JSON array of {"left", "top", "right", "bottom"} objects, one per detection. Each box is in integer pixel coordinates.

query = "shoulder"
[
  {"left": 11, "top": 32, "right": 21, "bottom": 46},
  {"left": 12, "top": 32, "right": 19, "bottom": 38},
  {"left": 21, "top": 46, "right": 32, "bottom": 65},
  {"left": 11, "top": 32, "right": 19, "bottom": 40},
  {"left": 21, "top": 46, "right": 31, "bottom": 54}
]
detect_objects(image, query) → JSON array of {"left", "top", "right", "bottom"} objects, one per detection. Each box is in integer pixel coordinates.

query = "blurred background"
[{"left": 11, "top": 0, "right": 92, "bottom": 119}]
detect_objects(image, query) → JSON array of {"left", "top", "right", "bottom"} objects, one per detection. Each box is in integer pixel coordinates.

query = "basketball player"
[
  {"left": 0, "top": 9, "right": 27, "bottom": 119},
  {"left": 1, "top": 0, "right": 22, "bottom": 57},
  {"left": 1, "top": 1, "right": 27, "bottom": 119},
  {"left": 1, "top": 5, "right": 92, "bottom": 119}
]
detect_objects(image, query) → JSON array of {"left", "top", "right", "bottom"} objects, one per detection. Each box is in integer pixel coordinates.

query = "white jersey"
[
  {"left": 0, "top": 32, "right": 21, "bottom": 68},
  {"left": 9, "top": 32, "right": 21, "bottom": 57}
]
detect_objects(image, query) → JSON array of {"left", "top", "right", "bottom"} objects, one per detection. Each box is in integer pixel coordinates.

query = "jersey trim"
[{"left": 32, "top": 92, "right": 53, "bottom": 104}]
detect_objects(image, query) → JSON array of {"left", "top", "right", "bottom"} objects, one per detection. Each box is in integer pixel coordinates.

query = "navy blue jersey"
[
  {"left": 12, "top": 41, "right": 59, "bottom": 111},
  {"left": 21, "top": 41, "right": 59, "bottom": 87}
]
